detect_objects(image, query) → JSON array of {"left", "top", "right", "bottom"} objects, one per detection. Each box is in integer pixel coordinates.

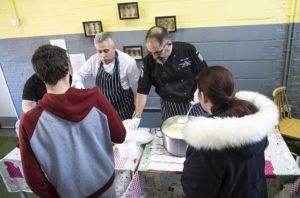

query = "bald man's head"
[{"left": 145, "top": 26, "right": 171, "bottom": 45}]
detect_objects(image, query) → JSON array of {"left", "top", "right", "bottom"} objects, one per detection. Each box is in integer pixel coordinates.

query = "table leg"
[{"left": 20, "top": 192, "right": 27, "bottom": 198}]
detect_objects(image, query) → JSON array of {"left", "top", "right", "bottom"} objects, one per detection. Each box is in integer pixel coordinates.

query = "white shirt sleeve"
[
  {"left": 72, "top": 54, "right": 99, "bottom": 83},
  {"left": 117, "top": 50, "right": 140, "bottom": 94},
  {"left": 127, "top": 58, "right": 140, "bottom": 94}
]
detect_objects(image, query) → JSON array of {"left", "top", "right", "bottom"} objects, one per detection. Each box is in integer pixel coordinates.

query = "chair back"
[{"left": 272, "top": 86, "right": 292, "bottom": 120}]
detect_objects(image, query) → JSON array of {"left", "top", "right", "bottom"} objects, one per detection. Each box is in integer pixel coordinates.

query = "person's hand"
[
  {"left": 72, "top": 80, "right": 85, "bottom": 89},
  {"left": 190, "top": 89, "right": 199, "bottom": 105},
  {"left": 124, "top": 117, "right": 141, "bottom": 130}
]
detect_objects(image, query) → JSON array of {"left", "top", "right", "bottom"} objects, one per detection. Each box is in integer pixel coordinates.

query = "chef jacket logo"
[{"left": 179, "top": 58, "right": 191, "bottom": 68}]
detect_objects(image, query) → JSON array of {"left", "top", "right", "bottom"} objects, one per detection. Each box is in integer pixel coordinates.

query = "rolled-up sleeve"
[
  {"left": 191, "top": 46, "right": 208, "bottom": 74},
  {"left": 127, "top": 59, "right": 140, "bottom": 94},
  {"left": 137, "top": 61, "right": 152, "bottom": 95}
]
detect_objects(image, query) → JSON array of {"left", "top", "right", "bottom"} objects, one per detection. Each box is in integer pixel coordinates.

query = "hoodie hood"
[
  {"left": 37, "top": 87, "right": 101, "bottom": 122},
  {"left": 183, "top": 91, "right": 279, "bottom": 151}
]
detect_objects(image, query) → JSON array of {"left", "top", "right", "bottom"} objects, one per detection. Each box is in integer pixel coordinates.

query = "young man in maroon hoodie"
[{"left": 19, "top": 44, "right": 126, "bottom": 198}]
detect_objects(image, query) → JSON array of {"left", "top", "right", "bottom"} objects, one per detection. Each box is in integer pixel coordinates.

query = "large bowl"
[{"left": 160, "top": 115, "right": 195, "bottom": 157}]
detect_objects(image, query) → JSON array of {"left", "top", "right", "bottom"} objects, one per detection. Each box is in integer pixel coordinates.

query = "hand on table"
[{"left": 123, "top": 117, "right": 141, "bottom": 131}]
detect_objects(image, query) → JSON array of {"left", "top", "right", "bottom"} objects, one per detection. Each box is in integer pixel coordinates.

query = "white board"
[{"left": 0, "top": 64, "right": 18, "bottom": 128}]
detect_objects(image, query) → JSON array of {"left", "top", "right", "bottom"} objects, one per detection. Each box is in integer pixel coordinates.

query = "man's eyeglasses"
[{"left": 150, "top": 42, "right": 168, "bottom": 57}]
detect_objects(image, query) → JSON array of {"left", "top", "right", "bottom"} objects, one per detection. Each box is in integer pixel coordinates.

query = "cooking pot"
[{"left": 160, "top": 115, "right": 195, "bottom": 157}]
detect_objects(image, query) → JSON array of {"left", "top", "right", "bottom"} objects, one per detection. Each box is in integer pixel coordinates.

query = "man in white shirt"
[{"left": 72, "top": 32, "right": 140, "bottom": 120}]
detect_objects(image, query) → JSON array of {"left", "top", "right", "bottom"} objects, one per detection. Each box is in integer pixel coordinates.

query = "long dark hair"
[{"left": 196, "top": 66, "right": 257, "bottom": 117}]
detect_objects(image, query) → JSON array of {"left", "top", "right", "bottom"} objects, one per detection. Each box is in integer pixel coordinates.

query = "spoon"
[{"left": 177, "top": 103, "right": 196, "bottom": 124}]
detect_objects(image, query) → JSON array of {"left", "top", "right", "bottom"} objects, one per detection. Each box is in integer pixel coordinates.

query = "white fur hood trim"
[{"left": 183, "top": 91, "right": 279, "bottom": 150}]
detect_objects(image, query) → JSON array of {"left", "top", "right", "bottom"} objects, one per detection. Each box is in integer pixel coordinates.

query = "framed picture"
[
  {"left": 155, "top": 16, "right": 177, "bottom": 32},
  {"left": 82, "top": 21, "right": 103, "bottom": 37},
  {"left": 123, "top": 46, "right": 143, "bottom": 60},
  {"left": 118, "top": 2, "right": 139, "bottom": 20}
]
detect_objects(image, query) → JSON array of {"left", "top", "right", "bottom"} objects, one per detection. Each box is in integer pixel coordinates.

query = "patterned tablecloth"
[
  {"left": 124, "top": 129, "right": 300, "bottom": 198},
  {"left": 114, "top": 144, "right": 144, "bottom": 197},
  {"left": 0, "top": 136, "right": 145, "bottom": 197}
]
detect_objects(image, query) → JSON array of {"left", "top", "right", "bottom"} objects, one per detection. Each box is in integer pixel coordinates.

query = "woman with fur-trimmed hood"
[{"left": 181, "top": 66, "right": 278, "bottom": 198}]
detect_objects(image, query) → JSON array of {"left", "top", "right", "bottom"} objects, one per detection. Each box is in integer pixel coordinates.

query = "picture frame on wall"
[
  {"left": 155, "top": 16, "right": 177, "bottom": 32},
  {"left": 82, "top": 21, "right": 103, "bottom": 37},
  {"left": 123, "top": 46, "right": 143, "bottom": 60},
  {"left": 118, "top": 2, "right": 139, "bottom": 20}
]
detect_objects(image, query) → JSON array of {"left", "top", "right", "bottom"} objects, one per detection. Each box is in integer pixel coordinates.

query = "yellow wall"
[{"left": 0, "top": 0, "right": 299, "bottom": 39}]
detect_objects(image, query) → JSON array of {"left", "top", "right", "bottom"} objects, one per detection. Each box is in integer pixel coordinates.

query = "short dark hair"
[
  {"left": 31, "top": 44, "right": 69, "bottom": 85},
  {"left": 196, "top": 66, "right": 257, "bottom": 117},
  {"left": 145, "top": 26, "right": 171, "bottom": 45}
]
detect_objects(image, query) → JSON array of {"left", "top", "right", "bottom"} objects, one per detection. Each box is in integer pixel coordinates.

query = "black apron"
[
  {"left": 160, "top": 98, "right": 206, "bottom": 121},
  {"left": 95, "top": 52, "right": 135, "bottom": 120}
]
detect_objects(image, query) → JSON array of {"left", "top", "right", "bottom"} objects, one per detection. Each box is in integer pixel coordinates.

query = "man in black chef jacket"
[{"left": 131, "top": 26, "right": 208, "bottom": 127}]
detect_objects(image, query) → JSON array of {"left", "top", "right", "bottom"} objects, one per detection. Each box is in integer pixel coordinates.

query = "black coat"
[{"left": 181, "top": 91, "right": 279, "bottom": 198}]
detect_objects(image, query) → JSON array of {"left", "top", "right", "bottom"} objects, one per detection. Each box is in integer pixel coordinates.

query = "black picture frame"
[
  {"left": 82, "top": 21, "right": 103, "bottom": 37},
  {"left": 123, "top": 46, "right": 143, "bottom": 60},
  {"left": 118, "top": 2, "right": 139, "bottom": 20},
  {"left": 155, "top": 16, "right": 177, "bottom": 32}
]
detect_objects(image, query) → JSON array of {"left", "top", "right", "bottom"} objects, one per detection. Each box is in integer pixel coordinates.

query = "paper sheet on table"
[
  {"left": 148, "top": 162, "right": 183, "bottom": 172},
  {"left": 148, "top": 154, "right": 185, "bottom": 171},
  {"left": 150, "top": 154, "right": 185, "bottom": 163},
  {"left": 1, "top": 147, "right": 20, "bottom": 161},
  {"left": 50, "top": 39, "right": 67, "bottom": 50},
  {"left": 69, "top": 53, "right": 86, "bottom": 72}
]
